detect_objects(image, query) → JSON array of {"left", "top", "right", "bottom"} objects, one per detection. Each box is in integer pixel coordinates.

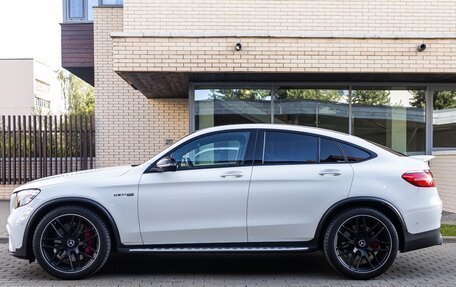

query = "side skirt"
[{"left": 118, "top": 242, "right": 318, "bottom": 253}]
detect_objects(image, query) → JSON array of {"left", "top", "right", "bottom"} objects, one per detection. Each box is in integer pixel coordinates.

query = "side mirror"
[{"left": 155, "top": 156, "right": 177, "bottom": 172}]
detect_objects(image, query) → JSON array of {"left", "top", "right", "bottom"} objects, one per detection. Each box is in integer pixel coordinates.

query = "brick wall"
[
  {"left": 94, "top": 8, "right": 189, "bottom": 168},
  {"left": 0, "top": 185, "right": 18, "bottom": 200},
  {"left": 112, "top": 37, "right": 456, "bottom": 73},
  {"left": 431, "top": 154, "right": 456, "bottom": 213},
  {"left": 123, "top": 0, "right": 456, "bottom": 35}
]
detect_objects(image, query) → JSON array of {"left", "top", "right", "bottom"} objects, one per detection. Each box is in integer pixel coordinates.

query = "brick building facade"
[{"left": 87, "top": 1, "right": 456, "bottom": 211}]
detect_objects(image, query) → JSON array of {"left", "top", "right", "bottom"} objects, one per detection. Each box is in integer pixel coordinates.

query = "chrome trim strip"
[{"left": 128, "top": 247, "right": 309, "bottom": 252}]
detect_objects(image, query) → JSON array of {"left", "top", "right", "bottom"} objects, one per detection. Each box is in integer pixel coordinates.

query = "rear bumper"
[{"left": 401, "top": 228, "right": 443, "bottom": 252}]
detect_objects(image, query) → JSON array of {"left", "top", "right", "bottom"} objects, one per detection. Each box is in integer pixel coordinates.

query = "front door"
[{"left": 138, "top": 130, "right": 256, "bottom": 245}]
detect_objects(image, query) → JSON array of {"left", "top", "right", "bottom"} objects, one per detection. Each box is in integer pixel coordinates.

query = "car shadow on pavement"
[{"left": 98, "top": 251, "right": 336, "bottom": 277}]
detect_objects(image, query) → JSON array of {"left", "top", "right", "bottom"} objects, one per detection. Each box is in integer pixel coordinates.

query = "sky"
[{"left": 0, "top": 0, "right": 62, "bottom": 69}]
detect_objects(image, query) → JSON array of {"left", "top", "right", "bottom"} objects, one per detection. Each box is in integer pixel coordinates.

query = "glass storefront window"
[
  {"left": 274, "top": 88, "right": 349, "bottom": 133},
  {"left": 192, "top": 85, "right": 439, "bottom": 155},
  {"left": 351, "top": 87, "right": 425, "bottom": 155},
  {"left": 194, "top": 87, "right": 271, "bottom": 130},
  {"left": 433, "top": 91, "right": 456, "bottom": 149}
]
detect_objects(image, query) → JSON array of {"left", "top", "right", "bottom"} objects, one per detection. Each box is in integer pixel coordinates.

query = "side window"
[
  {"left": 320, "top": 138, "right": 345, "bottom": 163},
  {"left": 171, "top": 131, "right": 251, "bottom": 170},
  {"left": 337, "top": 141, "right": 371, "bottom": 162},
  {"left": 263, "top": 131, "right": 318, "bottom": 164}
]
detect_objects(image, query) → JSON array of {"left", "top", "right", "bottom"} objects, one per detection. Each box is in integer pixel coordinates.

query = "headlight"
[{"left": 13, "top": 189, "right": 40, "bottom": 209}]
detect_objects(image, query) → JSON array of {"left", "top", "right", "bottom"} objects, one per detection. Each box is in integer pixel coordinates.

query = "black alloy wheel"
[
  {"left": 324, "top": 208, "right": 399, "bottom": 279},
  {"left": 33, "top": 206, "right": 111, "bottom": 279}
]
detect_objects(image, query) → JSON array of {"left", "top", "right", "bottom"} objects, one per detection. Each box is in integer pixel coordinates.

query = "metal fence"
[{"left": 0, "top": 115, "right": 95, "bottom": 185}]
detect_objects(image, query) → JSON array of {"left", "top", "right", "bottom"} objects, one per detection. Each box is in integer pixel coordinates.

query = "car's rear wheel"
[
  {"left": 323, "top": 208, "right": 399, "bottom": 279},
  {"left": 32, "top": 205, "right": 111, "bottom": 279}
]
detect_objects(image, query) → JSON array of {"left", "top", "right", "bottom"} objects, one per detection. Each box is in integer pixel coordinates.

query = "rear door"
[{"left": 247, "top": 130, "right": 354, "bottom": 242}]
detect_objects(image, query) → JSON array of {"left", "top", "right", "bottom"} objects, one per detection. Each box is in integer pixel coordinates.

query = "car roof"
[
  {"left": 192, "top": 124, "right": 388, "bottom": 153},
  {"left": 194, "top": 123, "right": 352, "bottom": 141}
]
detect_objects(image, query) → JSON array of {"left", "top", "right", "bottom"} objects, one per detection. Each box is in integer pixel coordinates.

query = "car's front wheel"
[
  {"left": 32, "top": 205, "right": 111, "bottom": 279},
  {"left": 323, "top": 208, "right": 399, "bottom": 279}
]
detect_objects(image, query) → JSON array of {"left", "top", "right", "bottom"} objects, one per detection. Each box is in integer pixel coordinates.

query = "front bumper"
[
  {"left": 401, "top": 228, "right": 443, "bottom": 252},
  {"left": 7, "top": 199, "right": 42, "bottom": 260}
]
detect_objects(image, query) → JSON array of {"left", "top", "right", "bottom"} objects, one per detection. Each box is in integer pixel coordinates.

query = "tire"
[
  {"left": 32, "top": 205, "right": 111, "bottom": 280},
  {"left": 323, "top": 208, "right": 399, "bottom": 280}
]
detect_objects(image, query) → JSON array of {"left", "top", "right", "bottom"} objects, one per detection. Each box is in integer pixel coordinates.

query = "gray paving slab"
[
  {"left": 441, "top": 211, "right": 456, "bottom": 225},
  {"left": 0, "top": 243, "right": 455, "bottom": 286}
]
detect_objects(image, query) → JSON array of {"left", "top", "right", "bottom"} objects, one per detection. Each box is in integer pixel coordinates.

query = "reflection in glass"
[
  {"left": 433, "top": 91, "right": 456, "bottom": 148},
  {"left": 195, "top": 88, "right": 271, "bottom": 130},
  {"left": 172, "top": 131, "right": 251, "bottom": 169},
  {"left": 264, "top": 131, "right": 318, "bottom": 164},
  {"left": 100, "top": 0, "right": 123, "bottom": 4},
  {"left": 274, "top": 88, "right": 349, "bottom": 133},
  {"left": 69, "top": 0, "right": 84, "bottom": 18},
  {"left": 87, "top": 0, "right": 97, "bottom": 21},
  {"left": 351, "top": 88, "right": 425, "bottom": 154}
]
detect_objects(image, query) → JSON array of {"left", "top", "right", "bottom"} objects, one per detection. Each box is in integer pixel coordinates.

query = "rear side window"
[
  {"left": 337, "top": 141, "right": 371, "bottom": 162},
  {"left": 320, "top": 138, "right": 345, "bottom": 163},
  {"left": 264, "top": 131, "right": 318, "bottom": 164}
]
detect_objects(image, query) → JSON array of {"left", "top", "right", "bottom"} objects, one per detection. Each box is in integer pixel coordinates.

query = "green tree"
[
  {"left": 276, "top": 89, "right": 343, "bottom": 102},
  {"left": 410, "top": 90, "right": 456, "bottom": 110},
  {"left": 58, "top": 70, "right": 95, "bottom": 115},
  {"left": 209, "top": 89, "right": 270, "bottom": 100},
  {"left": 351, "top": 90, "right": 391, "bottom": 105}
]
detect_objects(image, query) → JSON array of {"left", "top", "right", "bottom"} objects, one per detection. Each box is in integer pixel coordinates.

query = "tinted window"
[
  {"left": 320, "top": 138, "right": 345, "bottom": 163},
  {"left": 337, "top": 142, "right": 371, "bottom": 162},
  {"left": 264, "top": 131, "right": 318, "bottom": 164},
  {"left": 171, "top": 131, "right": 251, "bottom": 170}
]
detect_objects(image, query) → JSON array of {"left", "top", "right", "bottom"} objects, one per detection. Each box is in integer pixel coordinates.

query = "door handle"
[
  {"left": 220, "top": 171, "right": 243, "bottom": 178},
  {"left": 319, "top": 169, "right": 342, "bottom": 176}
]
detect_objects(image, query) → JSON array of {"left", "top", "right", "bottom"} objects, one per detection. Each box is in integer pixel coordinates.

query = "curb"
[
  {"left": 443, "top": 236, "right": 456, "bottom": 243},
  {"left": 1, "top": 236, "right": 456, "bottom": 245}
]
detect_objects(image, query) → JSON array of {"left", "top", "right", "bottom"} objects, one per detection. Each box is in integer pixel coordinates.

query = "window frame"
[
  {"left": 430, "top": 88, "right": 456, "bottom": 152},
  {"left": 64, "top": 0, "right": 87, "bottom": 22},
  {"left": 63, "top": 0, "right": 123, "bottom": 23},
  {"left": 145, "top": 129, "right": 258, "bottom": 173}
]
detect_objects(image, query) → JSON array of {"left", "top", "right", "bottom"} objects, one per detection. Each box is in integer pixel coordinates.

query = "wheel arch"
[
  {"left": 315, "top": 197, "right": 407, "bottom": 252},
  {"left": 21, "top": 197, "right": 122, "bottom": 260}
]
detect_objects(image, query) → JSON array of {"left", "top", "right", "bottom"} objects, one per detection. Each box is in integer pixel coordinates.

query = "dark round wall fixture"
[
  {"left": 416, "top": 44, "right": 426, "bottom": 52},
  {"left": 235, "top": 43, "right": 242, "bottom": 51}
]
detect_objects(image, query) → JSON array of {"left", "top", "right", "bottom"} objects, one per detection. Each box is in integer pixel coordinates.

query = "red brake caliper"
[
  {"left": 83, "top": 226, "right": 95, "bottom": 255},
  {"left": 370, "top": 242, "right": 380, "bottom": 250}
]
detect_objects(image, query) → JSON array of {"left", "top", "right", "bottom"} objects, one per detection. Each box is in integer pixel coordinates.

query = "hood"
[{"left": 13, "top": 165, "right": 134, "bottom": 192}]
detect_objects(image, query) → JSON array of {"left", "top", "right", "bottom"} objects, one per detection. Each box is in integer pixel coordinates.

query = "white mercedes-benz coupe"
[{"left": 7, "top": 124, "right": 442, "bottom": 280}]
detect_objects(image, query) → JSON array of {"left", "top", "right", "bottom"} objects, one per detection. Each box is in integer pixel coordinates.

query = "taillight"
[{"left": 402, "top": 171, "right": 436, "bottom": 187}]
